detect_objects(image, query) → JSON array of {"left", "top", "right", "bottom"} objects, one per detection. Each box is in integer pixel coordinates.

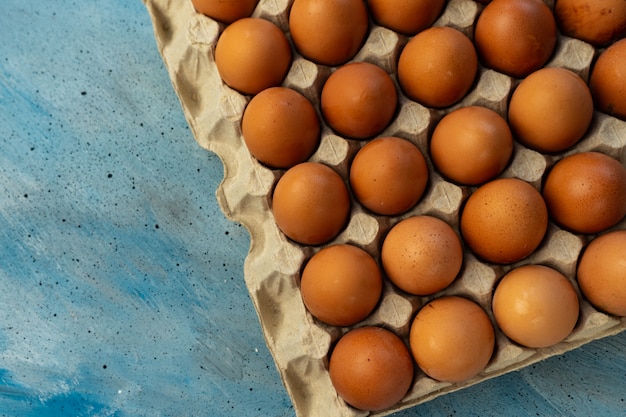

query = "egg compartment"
[{"left": 143, "top": 0, "right": 626, "bottom": 416}]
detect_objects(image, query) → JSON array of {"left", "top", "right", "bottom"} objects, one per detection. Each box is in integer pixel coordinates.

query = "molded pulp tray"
[{"left": 143, "top": 0, "right": 626, "bottom": 416}]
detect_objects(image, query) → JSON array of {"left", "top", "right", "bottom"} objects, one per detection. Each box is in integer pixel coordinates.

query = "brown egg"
[
  {"left": 300, "top": 244, "right": 383, "bottom": 327},
  {"left": 381, "top": 216, "right": 463, "bottom": 295},
  {"left": 397, "top": 26, "right": 478, "bottom": 108},
  {"left": 460, "top": 178, "right": 548, "bottom": 264},
  {"left": 493, "top": 264, "right": 580, "bottom": 348},
  {"left": 577, "top": 230, "right": 626, "bottom": 316},
  {"left": 321, "top": 62, "right": 397, "bottom": 139},
  {"left": 350, "top": 137, "right": 429, "bottom": 215},
  {"left": 409, "top": 296, "right": 495, "bottom": 382},
  {"left": 508, "top": 67, "right": 594, "bottom": 153},
  {"left": 555, "top": 0, "right": 626, "bottom": 46},
  {"left": 191, "top": 0, "right": 258, "bottom": 24},
  {"left": 542, "top": 152, "right": 626, "bottom": 234},
  {"left": 474, "top": 0, "right": 557, "bottom": 78},
  {"left": 430, "top": 106, "right": 513, "bottom": 185},
  {"left": 241, "top": 87, "right": 320, "bottom": 169},
  {"left": 272, "top": 162, "right": 350, "bottom": 245},
  {"left": 589, "top": 38, "right": 626, "bottom": 120},
  {"left": 329, "top": 326, "right": 414, "bottom": 411},
  {"left": 214, "top": 17, "right": 291, "bottom": 95},
  {"left": 289, "top": 0, "right": 369, "bottom": 66},
  {"left": 368, "top": 0, "right": 446, "bottom": 35}
]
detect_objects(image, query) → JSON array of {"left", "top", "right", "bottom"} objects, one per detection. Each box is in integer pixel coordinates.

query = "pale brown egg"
[
  {"left": 321, "top": 62, "right": 397, "bottom": 139},
  {"left": 349, "top": 137, "right": 429, "bottom": 215},
  {"left": 381, "top": 215, "right": 463, "bottom": 295},
  {"left": 289, "top": 0, "right": 369, "bottom": 66},
  {"left": 409, "top": 296, "right": 495, "bottom": 382},
  {"left": 329, "top": 326, "right": 414, "bottom": 411},
  {"left": 191, "top": 0, "right": 258, "bottom": 24},
  {"left": 368, "top": 0, "right": 446, "bottom": 35},
  {"left": 577, "top": 230, "right": 626, "bottom": 316},
  {"left": 474, "top": 0, "right": 557, "bottom": 78},
  {"left": 272, "top": 162, "right": 350, "bottom": 245},
  {"left": 397, "top": 26, "right": 478, "bottom": 108},
  {"left": 214, "top": 17, "right": 291, "bottom": 95},
  {"left": 492, "top": 264, "right": 580, "bottom": 348},
  {"left": 542, "top": 152, "right": 626, "bottom": 234},
  {"left": 555, "top": 0, "right": 626, "bottom": 46},
  {"left": 300, "top": 244, "right": 383, "bottom": 327},
  {"left": 241, "top": 87, "right": 320, "bottom": 169},
  {"left": 460, "top": 178, "right": 548, "bottom": 264},
  {"left": 430, "top": 106, "right": 513, "bottom": 185},
  {"left": 589, "top": 38, "right": 626, "bottom": 120},
  {"left": 508, "top": 67, "right": 594, "bottom": 153}
]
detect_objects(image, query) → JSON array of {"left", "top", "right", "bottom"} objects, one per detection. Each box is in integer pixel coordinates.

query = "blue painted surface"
[{"left": 0, "top": 1, "right": 624, "bottom": 416}]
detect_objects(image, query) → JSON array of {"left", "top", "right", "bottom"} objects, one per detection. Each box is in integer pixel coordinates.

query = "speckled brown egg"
[
  {"left": 300, "top": 244, "right": 383, "bottom": 327},
  {"left": 241, "top": 87, "right": 320, "bottom": 169},
  {"left": 508, "top": 67, "right": 594, "bottom": 153},
  {"left": 214, "top": 17, "right": 291, "bottom": 95},
  {"left": 555, "top": 0, "right": 626, "bottom": 46},
  {"left": 381, "top": 215, "right": 463, "bottom": 295},
  {"left": 577, "top": 230, "right": 626, "bottom": 317},
  {"left": 409, "top": 296, "right": 495, "bottom": 382},
  {"left": 430, "top": 106, "right": 513, "bottom": 185},
  {"left": 398, "top": 26, "right": 478, "bottom": 108},
  {"left": 321, "top": 62, "right": 397, "bottom": 139},
  {"left": 349, "top": 137, "right": 429, "bottom": 215},
  {"left": 589, "top": 38, "right": 626, "bottom": 120},
  {"left": 474, "top": 0, "right": 557, "bottom": 78},
  {"left": 460, "top": 178, "right": 548, "bottom": 264},
  {"left": 272, "top": 162, "right": 350, "bottom": 245},
  {"left": 492, "top": 264, "right": 580, "bottom": 348},
  {"left": 542, "top": 152, "right": 626, "bottom": 234},
  {"left": 329, "top": 326, "right": 414, "bottom": 411},
  {"left": 289, "top": 0, "right": 369, "bottom": 66}
]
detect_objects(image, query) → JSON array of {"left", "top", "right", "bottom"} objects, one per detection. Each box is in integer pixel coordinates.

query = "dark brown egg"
[{"left": 555, "top": 0, "right": 626, "bottom": 46}]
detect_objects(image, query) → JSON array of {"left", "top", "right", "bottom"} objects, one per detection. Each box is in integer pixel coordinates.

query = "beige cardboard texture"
[{"left": 144, "top": 0, "right": 626, "bottom": 416}]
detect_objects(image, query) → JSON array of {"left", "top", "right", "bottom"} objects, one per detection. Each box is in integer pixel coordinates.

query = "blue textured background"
[{"left": 0, "top": 1, "right": 624, "bottom": 416}]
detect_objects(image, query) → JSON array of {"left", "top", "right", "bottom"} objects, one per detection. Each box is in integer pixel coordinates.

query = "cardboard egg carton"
[{"left": 143, "top": 0, "right": 626, "bottom": 415}]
